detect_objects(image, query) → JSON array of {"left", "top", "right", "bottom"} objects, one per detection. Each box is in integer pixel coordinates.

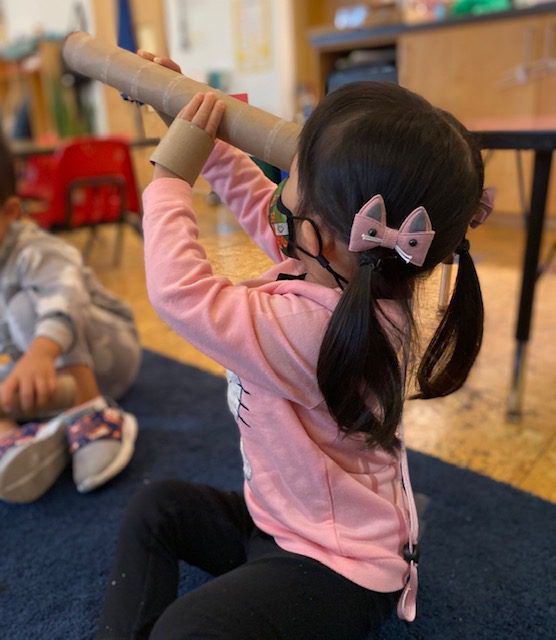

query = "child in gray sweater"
[{"left": 0, "top": 134, "right": 141, "bottom": 503}]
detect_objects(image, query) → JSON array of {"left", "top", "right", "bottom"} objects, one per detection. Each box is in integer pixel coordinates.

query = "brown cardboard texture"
[
  {"left": 150, "top": 119, "right": 215, "bottom": 185},
  {"left": 62, "top": 32, "right": 301, "bottom": 171}
]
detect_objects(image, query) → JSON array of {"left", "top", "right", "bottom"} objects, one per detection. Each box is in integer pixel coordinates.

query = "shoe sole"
[
  {"left": 75, "top": 412, "right": 138, "bottom": 493},
  {"left": 0, "top": 417, "right": 69, "bottom": 503}
]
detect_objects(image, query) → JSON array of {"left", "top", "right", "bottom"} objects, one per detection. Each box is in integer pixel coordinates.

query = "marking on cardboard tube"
[
  {"left": 163, "top": 76, "right": 187, "bottom": 114},
  {"left": 102, "top": 52, "right": 114, "bottom": 85},
  {"left": 227, "top": 111, "right": 243, "bottom": 144},
  {"left": 130, "top": 61, "right": 151, "bottom": 101},
  {"left": 263, "top": 120, "right": 284, "bottom": 163}
]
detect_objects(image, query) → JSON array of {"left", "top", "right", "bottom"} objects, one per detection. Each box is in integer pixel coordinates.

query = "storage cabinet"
[
  {"left": 398, "top": 13, "right": 556, "bottom": 218},
  {"left": 397, "top": 17, "right": 542, "bottom": 118},
  {"left": 536, "top": 16, "right": 556, "bottom": 215},
  {"left": 309, "top": 6, "right": 556, "bottom": 218},
  {"left": 536, "top": 17, "right": 556, "bottom": 113}
]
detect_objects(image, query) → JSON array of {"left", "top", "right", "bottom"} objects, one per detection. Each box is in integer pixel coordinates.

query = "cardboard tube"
[
  {"left": 150, "top": 118, "right": 215, "bottom": 185},
  {"left": 0, "top": 374, "right": 77, "bottom": 422},
  {"left": 62, "top": 32, "right": 301, "bottom": 171}
]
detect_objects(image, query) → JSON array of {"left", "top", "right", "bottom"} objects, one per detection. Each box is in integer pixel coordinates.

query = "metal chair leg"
[
  {"left": 113, "top": 221, "right": 125, "bottom": 266},
  {"left": 83, "top": 226, "right": 98, "bottom": 263}
]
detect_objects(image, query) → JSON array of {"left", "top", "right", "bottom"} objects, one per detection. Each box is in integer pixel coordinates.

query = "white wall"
[{"left": 163, "top": 0, "right": 295, "bottom": 120}]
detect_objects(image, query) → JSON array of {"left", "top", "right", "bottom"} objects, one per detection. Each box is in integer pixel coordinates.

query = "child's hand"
[
  {"left": 137, "top": 49, "right": 182, "bottom": 74},
  {"left": 0, "top": 338, "right": 59, "bottom": 414},
  {"left": 137, "top": 50, "right": 183, "bottom": 127},
  {"left": 177, "top": 92, "right": 226, "bottom": 140},
  {"left": 137, "top": 48, "right": 225, "bottom": 137},
  {"left": 140, "top": 49, "right": 226, "bottom": 181},
  {"left": 153, "top": 93, "right": 226, "bottom": 181}
]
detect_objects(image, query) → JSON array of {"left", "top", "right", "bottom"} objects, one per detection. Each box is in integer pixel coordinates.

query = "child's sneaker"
[
  {"left": 0, "top": 416, "right": 69, "bottom": 503},
  {"left": 65, "top": 397, "right": 137, "bottom": 493}
]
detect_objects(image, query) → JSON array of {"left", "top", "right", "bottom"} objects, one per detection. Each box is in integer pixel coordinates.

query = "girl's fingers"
[
  {"left": 153, "top": 56, "right": 182, "bottom": 73},
  {"left": 179, "top": 93, "right": 205, "bottom": 121},
  {"left": 137, "top": 49, "right": 155, "bottom": 61},
  {"left": 177, "top": 92, "right": 226, "bottom": 138},
  {"left": 190, "top": 92, "right": 218, "bottom": 129},
  {"left": 204, "top": 100, "right": 226, "bottom": 138},
  {"left": 137, "top": 50, "right": 182, "bottom": 73}
]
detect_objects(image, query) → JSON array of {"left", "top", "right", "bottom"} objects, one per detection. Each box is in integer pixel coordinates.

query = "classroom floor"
[{"left": 60, "top": 182, "right": 556, "bottom": 504}]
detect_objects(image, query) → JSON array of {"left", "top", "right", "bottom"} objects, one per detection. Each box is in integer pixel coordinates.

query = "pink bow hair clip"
[
  {"left": 348, "top": 195, "right": 435, "bottom": 267},
  {"left": 469, "top": 187, "right": 495, "bottom": 229}
]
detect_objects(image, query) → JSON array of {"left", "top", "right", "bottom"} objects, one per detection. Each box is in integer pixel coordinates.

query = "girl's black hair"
[{"left": 296, "top": 82, "right": 485, "bottom": 452}]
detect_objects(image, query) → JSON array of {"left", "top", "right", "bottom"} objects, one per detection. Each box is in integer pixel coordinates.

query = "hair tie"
[
  {"left": 457, "top": 238, "right": 470, "bottom": 255},
  {"left": 348, "top": 195, "right": 435, "bottom": 267},
  {"left": 359, "top": 253, "right": 381, "bottom": 270}
]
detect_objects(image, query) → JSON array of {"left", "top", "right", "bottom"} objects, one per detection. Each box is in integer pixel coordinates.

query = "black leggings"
[{"left": 96, "top": 480, "right": 398, "bottom": 640}]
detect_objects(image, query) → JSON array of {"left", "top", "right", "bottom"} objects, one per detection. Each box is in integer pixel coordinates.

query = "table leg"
[{"left": 506, "top": 149, "right": 552, "bottom": 421}]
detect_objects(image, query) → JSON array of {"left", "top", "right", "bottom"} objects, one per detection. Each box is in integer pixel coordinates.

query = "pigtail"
[
  {"left": 298, "top": 82, "right": 487, "bottom": 448},
  {"left": 415, "top": 240, "right": 484, "bottom": 398},
  {"left": 317, "top": 258, "right": 407, "bottom": 452}
]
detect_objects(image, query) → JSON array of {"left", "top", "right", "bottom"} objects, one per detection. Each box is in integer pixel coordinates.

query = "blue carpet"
[{"left": 1, "top": 349, "right": 554, "bottom": 640}]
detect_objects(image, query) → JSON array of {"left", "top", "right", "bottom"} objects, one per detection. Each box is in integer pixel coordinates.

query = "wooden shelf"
[
  {"left": 308, "top": 3, "right": 556, "bottom": 218},
  {"left": 0, "top": 37, "right": 84, "bottom": 142}
]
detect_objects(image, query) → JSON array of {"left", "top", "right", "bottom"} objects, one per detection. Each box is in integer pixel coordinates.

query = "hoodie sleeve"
[
  {"left": 201, "top": 140, "right": 285, "bottom": 263},
  {"left": 16, "top": 242, "right": 91, "bottom": 352},
  {"left": 143, "top": 177, "right": 331, "bottom": 408}
]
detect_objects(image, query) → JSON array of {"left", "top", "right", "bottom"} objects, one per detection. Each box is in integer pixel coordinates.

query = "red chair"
[{"left": 18, "top": 136, "right": 142, "bottom": 264}]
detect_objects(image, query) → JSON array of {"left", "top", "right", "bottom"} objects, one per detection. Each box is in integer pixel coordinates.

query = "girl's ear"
[
  {"left": 298, "top": 219, "right": 322, "bottom": 257},
  {"left": 298, "top": 217, "right": 343, "bottom": 260}
]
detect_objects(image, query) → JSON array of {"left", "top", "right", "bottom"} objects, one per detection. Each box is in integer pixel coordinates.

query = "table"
[{"left": 469, "top": 117, "right": 555, "bottom": 421}]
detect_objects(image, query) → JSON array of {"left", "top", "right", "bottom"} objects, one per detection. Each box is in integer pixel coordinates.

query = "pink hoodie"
[{"left": 142, "top": 140, "right": 418, "bottom": 619}]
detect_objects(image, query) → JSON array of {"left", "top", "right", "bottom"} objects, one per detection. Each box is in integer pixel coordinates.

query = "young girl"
[{"left": 96, "top": 73, "right": 491, "bottom": 639}]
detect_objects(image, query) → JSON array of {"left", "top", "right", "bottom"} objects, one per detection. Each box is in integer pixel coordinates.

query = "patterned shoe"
[
  {"left": 0, "top": 416, "right": 69, "bottom": 503},
  {"left": 65, "top": 397, "right": 138, "bottom": 493}
]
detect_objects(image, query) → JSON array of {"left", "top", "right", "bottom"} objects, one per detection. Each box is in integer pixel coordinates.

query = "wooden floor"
[{"left": 61, "top": 182, "right": 556, "bottom": 504}]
